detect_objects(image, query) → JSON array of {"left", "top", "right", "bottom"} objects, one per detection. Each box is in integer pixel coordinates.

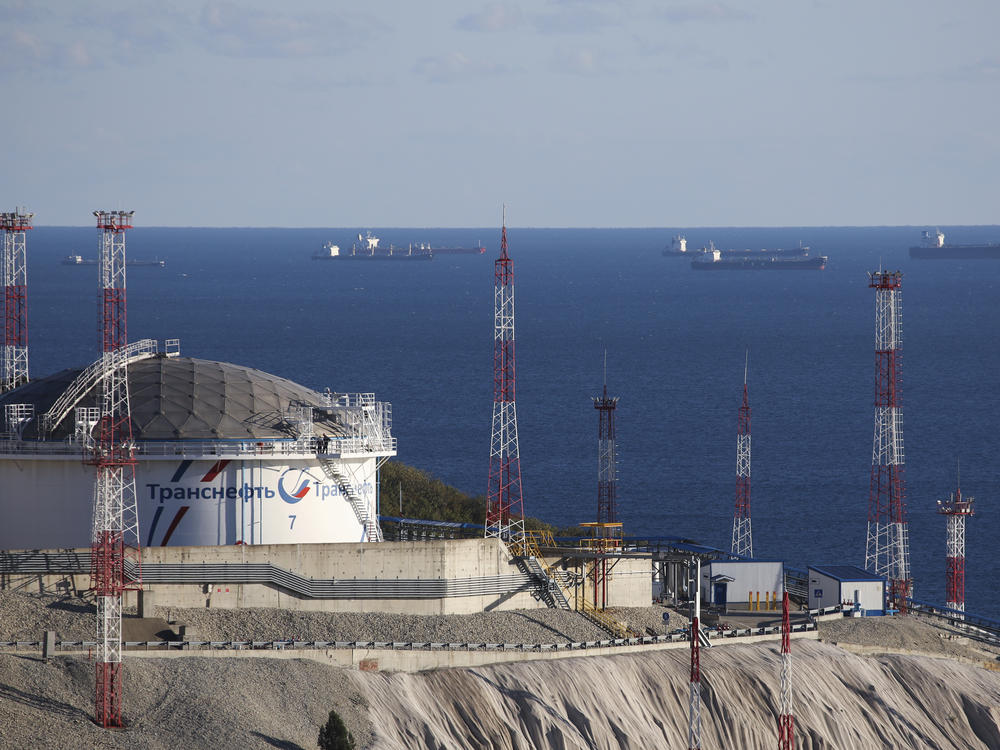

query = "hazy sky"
[{"left": 2, "top": 1, "right": 998, "bottom": 227}]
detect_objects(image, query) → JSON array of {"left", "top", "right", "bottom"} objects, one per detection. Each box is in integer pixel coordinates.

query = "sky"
[{"left": 1, "top": 0, "right": 998, "bottom": 228}]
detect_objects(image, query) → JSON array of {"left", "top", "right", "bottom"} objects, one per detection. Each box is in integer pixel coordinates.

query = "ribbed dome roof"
[{"left": 1, "top": 355, "right": 348, "bottom": 441}]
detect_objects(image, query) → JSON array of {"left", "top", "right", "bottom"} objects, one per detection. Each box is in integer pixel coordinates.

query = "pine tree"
[{"left": 318, "top": 709, "right": 355, "bottom": 750}]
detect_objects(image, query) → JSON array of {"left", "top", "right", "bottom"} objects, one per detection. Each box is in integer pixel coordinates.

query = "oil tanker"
[
  {"left": 312, "top": 233, "right": 433, "bottom": 261},
  {"left": 410, "top": 242, "right": 485, "bottom": 255},
  {"left": 692, "top": 248, "right": 827, "bottom": 270},
  {"left": 909, "top": 229, "right": 1000, "bottom": 259},
  {"left": 662, "top": 235, "right": 695, "bottom": 256},
  {"left": 665, "top": 236, "right": 810, "bottom": 258},
  {"left": 62, "top": 255, "right": 166, "bottom": 267}
]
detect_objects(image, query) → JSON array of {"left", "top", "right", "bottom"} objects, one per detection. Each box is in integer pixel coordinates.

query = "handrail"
[
  {"left": 0, "top": 622, "right": 818, "bottom": 655},
  {"left": 0, "top": 435, "right": 397, "bottom": 459},
  {"left": 907, "top": 598, "right": 1000, "bottom": 640},
  {"left": 41, "top": 338, "right": 160, "bottom": 434},
  {"left": 514, "top": 531, "right": 637, "bottom": 638}
]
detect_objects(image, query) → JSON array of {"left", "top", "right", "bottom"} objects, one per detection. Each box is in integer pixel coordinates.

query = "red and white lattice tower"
[
  {"left": 593, "top": 354, "right": 619, "bottom": 526},
  {"left": 937, "top": 482, "right": 974, "bottom": 614},
  {"left": 688, "top": 557, "right": 702, "bottom": 750},
  {"left": 865, "top": 270, "right": 911, "bottom": 613},
  {"left": 485, "top": 209, "right": 524, "bottom": 543},
  {"left": 732, "top": 353, "right": 752, "bottom": 557},
  {"left": 89, "top": 210, "right": 142, "bottom": 728},
  {"left": 1, "top": 209, "right": 32, "bottom": 392},
  {"left": 778, "top": 590, "right": 794, "bottom": 750}
]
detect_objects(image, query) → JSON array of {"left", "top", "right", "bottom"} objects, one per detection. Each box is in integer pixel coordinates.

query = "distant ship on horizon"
[
  {"left": 410, "top": 241, "right": 486, "bottom": 255},
  {"left": 692, "top": 247, "right": 827, "bottom": 271},
  {"left": 62, "top": 255, "right": 165, "bottom": 267},
  {"left": 909, "top": 229, "right": 1000, "bottom": 259},
  {"left": 312, "top": 232, "right": 433, "bottom": 261},
  {"left": 664, "top": 235, "right": 810, "bottom": 258}
]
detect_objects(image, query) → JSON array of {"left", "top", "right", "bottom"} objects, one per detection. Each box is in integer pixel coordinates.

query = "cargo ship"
[
  {"left": 665, "top": 237, "right": 810, "bottom": 258},
  {"left": 662, "top": 235, "right": 694, "bottom": 256},
  {"left": 909, "top": 229, "right": 1000, "bottom": 259},
  {"left": 62, "top": 255, "right": 165, "bottom": 267},
  {"left": 312, "top": 233, "right": 433, "bottom": 261},
  {"left": 410, "top": 242, "right": 485, "bottom": 255},
  {"left": 718, "top": 242, "right": 810, "bottom": 257},
  {"left": 692, "top": 247, "right": 827, "bottom": 270}
]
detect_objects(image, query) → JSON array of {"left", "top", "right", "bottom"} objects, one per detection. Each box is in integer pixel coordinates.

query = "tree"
[{"left": 318, "top": 709, "right": 355, "bottom": 750}]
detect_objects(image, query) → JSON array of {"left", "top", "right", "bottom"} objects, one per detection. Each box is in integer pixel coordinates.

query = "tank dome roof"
[{"left": 2, "top": 355, "right": 348, "bottom": 441}]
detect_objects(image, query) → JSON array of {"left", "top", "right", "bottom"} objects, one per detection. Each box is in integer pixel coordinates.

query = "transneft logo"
[{"left": 277, "top": 468, "right": 312, "bottom": 504}]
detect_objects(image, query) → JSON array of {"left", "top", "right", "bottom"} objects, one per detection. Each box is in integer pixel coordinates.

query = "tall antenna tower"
[
  {"left": 865, "top": 270, "right": 911, "bottom": 613},
  {"left": 89, "top": 210, "right": 142, "bottom": 728},
  {"left": 1, "top": 208, "right": 33, "bottom": 392},
  {"left": 485, "top": 208, "right": 524, "bottom": 543},
  {"left": 732, "top": 350, "right": 752, "bottom": 557},
  {"left": 593, "top": 351, "right": 619, "bottom": 526},
  {"left": 778, "top": 590, "right": 794, "bottom": 750},
  {"left": 937, "top": 468, "right": 974, "bottom": 614},
  {"left": 688, "top": 557, "right": 702, "bottom": 750}
]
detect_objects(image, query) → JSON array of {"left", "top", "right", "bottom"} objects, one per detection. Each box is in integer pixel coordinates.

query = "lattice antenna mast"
[
  {"left": 1, "top": 209, "right": 33, "bottom": 392},
  {"left": 937, "top": 465, "right": 973, "bottom": 614},
  {"left": 688, "top": 557, "right": 702, "bottom": 750},
  {"left": 485, "top": 207, "right": 525, "bottom": 543},
  {"left": 865, "top": 270, "right": 911, "bottom": 612},
  {"left": 89, "top": 209, "right": 141, "bottom": 728},
  {"left": 594, "top": 350, "right": 619, "bottom": 525},
  {"left": 732, "top": 349, "right": 752, "bottom": 557},
  {"left": 778, "top": 590, "right": 794, "bottom": 750}
]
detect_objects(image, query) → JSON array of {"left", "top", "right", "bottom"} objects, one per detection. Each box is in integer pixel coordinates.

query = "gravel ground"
[
  {"left": 0, "top": 653, "right": 373, "bottom": 750},
  {"left": 818, "top": 612, "right": 1000, "bottom": 664},
  {"left": 0, "top": 591, "right": 683, "bottom": 645},
  {"left": 5, "top": 591, "right": 1000, "bottom": 749},
  {"left": 0, "top": 591, "right": 99, "bottom": 642}
]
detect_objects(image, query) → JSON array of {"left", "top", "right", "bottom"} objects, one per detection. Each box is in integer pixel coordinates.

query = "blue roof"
[{"left": 810, "top": 565, "right": 883, "bottom": 583}]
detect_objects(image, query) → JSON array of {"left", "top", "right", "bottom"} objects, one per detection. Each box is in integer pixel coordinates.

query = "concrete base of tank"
[{"left": 0, "top": 538, "right": 653, "bottom": 616}]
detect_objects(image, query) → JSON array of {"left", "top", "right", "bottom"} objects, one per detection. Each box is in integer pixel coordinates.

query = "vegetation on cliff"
[{"left": 380, "top": 461, "right": 590, "bottom": 537}]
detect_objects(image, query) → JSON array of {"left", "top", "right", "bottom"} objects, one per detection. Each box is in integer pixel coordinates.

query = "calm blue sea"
[{"left": 22, "top": 224, "right": 1000, "bottom": 619}]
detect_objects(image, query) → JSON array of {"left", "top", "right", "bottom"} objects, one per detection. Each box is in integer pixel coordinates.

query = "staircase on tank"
[{"left": 317, "top": 457, "right": 383, "bottom": 542}]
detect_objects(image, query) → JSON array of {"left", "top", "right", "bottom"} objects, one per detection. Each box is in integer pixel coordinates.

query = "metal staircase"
[
  {"left": 518, "top": 555, "right": 571, "bottom": 610},
  {"left": 317, "top": 457, "right": 382, "bottom": 542},
  {"left": 41, "top": 338, "right": 177, "bottom": 435},
  {"left": 511, "top": 530, "right": 640, "bottom": 638}
]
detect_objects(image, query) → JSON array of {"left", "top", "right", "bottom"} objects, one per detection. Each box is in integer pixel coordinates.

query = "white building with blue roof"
[{"left": 808, "top": 565, "right": 884, "bottom": 615}]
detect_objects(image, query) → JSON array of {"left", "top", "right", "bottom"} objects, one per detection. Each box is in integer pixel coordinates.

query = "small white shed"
[
  {"left": 808, "top": 565, "right": 884, "bottom": 615},
  {"left": 701, "top": 561, "right": 784, "bottom": 611}
]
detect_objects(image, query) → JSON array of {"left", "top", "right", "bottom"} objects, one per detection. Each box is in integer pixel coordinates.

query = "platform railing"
[
  {"left": 0, "top": 434, "right": 397, "bottom": 459},
  {"left": 40, "top": 338, "right": 161, "bottom": 434},
  {"left": 0, "top": 622, "right": 818, "bottom": 655}
]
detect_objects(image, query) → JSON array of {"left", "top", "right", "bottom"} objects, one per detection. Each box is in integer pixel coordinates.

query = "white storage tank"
[{"left": 0, "top": 344, "right": 395, "bottom": 548}]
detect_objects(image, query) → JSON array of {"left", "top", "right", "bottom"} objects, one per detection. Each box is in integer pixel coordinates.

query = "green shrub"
[{"left": 318, "top": 709, "right": 355, "bottom": 750}]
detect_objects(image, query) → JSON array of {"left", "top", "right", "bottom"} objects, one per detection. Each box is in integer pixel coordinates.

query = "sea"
[{"left": 21, "top": 224, "right": 1000, "bottom": 620}]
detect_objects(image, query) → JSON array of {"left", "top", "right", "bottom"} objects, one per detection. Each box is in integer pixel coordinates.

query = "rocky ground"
[
  {"left": 818, "top": 611, "right": 1000, "bottom": 665},
  {"left": 4, "top": 591, "right": 1000, "bottom": 748},
  {"left": 0, "top": 591, "right": 685, "bottom": 645}
]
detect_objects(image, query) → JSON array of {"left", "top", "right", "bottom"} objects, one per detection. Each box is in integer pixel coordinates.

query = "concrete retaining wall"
[{"left": 1, "top": 539, "right": 654, "bottom": 615}]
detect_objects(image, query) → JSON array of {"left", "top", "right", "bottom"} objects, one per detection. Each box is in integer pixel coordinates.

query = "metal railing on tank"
[{"left": 0, "top": 434, "right": 397, "bottom": 459}]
